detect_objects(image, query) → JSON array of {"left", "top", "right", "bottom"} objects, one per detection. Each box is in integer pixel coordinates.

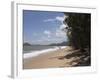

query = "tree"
[{"left": 64, "top": 13, "right": 91, "bottom": 52}]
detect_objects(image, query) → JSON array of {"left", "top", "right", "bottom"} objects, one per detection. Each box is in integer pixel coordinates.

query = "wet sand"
[{"left": 23, "top": 46, "right": 80, "bottom": 69}]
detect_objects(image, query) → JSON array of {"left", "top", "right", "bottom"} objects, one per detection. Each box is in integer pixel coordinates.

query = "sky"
[{"left": 23, "top": 10, "right": 68, "bottom": 45}]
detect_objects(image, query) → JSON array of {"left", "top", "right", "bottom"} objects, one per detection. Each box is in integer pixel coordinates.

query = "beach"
[{"left": 23, "top": 46, "right": 83, "bottom": 69}]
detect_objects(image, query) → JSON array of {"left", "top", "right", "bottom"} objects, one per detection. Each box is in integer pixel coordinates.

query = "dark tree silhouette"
[
  {"left": 64, "top": 13, "right": 91, "bottom": 52},
  {"left": 62, "top": 13, "right": 91, "bottom": 66}
]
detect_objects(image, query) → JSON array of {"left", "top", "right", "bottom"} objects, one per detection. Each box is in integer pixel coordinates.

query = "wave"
[{"left": 23, "top": 46, "right": 66, "bottom": 59}]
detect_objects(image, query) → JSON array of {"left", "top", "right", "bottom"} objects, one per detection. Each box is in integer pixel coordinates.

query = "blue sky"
[{"left": 23, "top": 10, "right": 68, "bottom": 45}]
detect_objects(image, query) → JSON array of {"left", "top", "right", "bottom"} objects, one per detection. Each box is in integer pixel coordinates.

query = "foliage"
[{"left": 64, "top": 13, "right": 91, "bottom": 51}]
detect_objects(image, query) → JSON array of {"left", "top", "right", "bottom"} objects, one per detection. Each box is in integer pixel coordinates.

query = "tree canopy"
[{"left": 64, "top": 13, "right": 91, "bottom": 52}]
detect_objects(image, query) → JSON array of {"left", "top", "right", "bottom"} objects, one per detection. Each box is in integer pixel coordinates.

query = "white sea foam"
[{"left": 24, "top": 46, "right": 66, "bottom": 59}]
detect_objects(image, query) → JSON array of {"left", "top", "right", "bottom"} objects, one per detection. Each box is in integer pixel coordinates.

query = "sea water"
[{"left": 23, "top": 45, "right": 66, "bottom": 59}]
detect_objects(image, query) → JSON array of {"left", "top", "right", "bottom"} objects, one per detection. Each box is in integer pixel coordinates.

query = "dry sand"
[{"left": 23, "top": 46, "right": 80, "bottom": 69}]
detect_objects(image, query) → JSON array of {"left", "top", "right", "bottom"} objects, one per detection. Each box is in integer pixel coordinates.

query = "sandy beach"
[{"left": 23, "top": 46, "right": 89, "bottom": 69}]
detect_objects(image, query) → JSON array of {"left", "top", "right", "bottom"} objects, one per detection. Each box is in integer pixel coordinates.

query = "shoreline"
[
  {"left": 23, "top": 46, "right": 73, "bottom": 69},
  {"left": 24, "top": 46, "right": 67, "bottom": 59},
  {"left": 23, "top": 46, "right": 90, "bottom": 69}
]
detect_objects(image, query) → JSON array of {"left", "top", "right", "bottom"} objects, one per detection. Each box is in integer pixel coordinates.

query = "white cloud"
[
  {"left": 55, "top": 29, "right": 66, "bottom": 38},
  {"left": 56, "top": 15, "right": 69, "bottom": 23},
  {"left": 44, "top": 30, "right": 51, "bottom": 35},
  {"left": 32, "top": 30, "right": 67, "bottom": 45},
  {"left": 38, "top": 28, "right": 67, "bottom": 44},
  {"left": 43, "top": 15, "right": 69, "bottom": 30},
  {"left": 43, "top": 19, "right": 56, "bottom": 22},
  {"left": 42, "top": 15, "right": 69, "bottom": 44},
  {"left": 43, "top": 16, "right": 65, "bottom": 23},
  {"left": 33, "top": 15, "right": 69, "bottom": 45},
  {"left": 59, "top": 24, "right": 66, "bottom": 30},
  {"left": 56, "top": 16, "right": 64, "bottom": 22},
  {"left": 44, "top": 30, "right": 51, "bottom": 38}
]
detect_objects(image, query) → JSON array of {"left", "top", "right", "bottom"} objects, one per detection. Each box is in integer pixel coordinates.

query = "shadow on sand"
[{"left": 58, "top": 49, "right": 91, "bottom": 67}]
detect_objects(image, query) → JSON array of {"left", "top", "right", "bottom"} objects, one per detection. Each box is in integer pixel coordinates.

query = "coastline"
[
  {"left": 24, "top": 46, "right": 66, "bottom": 59},
  {"left": 23, "top": 46, "right": 73, "bottom": 69},
  {"left": 23, "top": 46, "right": 90, "bottom": 69}
]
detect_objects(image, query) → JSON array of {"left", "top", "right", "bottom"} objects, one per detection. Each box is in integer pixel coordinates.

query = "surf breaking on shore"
[{"left": 24, "top": 46, "right": 66, "bottom": 59}]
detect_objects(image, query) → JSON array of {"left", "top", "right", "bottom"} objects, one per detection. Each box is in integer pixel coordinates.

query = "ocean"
[
  {"left": 23, "top": 45, "right": 55, "bottom": 53},
  {"left": 23, "top": 45, "right": 66, "bottom": 59}
]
